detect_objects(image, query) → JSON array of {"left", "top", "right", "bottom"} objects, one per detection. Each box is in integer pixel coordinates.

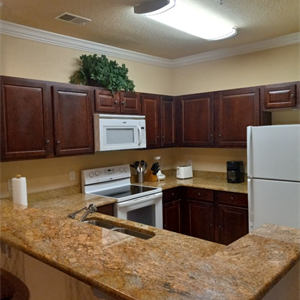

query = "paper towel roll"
[{"left": 12, "top": 175, "right": 28, "bottom": 206}]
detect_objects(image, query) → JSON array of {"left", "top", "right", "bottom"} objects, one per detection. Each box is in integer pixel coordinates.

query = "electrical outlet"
[
  {"left": 188, "top": 159, "right": 192, "bottom": 166},
  {"left": 69, "top": 171, "right": 75, "bottom": 181},
  {"left": 7, "top": 179, "right": 12, "bottom": 191}
]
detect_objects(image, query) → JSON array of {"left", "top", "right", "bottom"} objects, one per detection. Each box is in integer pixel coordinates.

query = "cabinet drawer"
[
  {"left": 163, "top": 188, "right": 181, "bottom": 204},
  {"left": 186, "top": 188, "right": 213, "bottom": 202},
  {"left": 217, "top": 192, "right": 248, "bottom": 207}
]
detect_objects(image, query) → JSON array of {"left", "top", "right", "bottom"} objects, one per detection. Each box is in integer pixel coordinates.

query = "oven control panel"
[{"left": 82, "top": 164, "right": 131, "bottom": 186}]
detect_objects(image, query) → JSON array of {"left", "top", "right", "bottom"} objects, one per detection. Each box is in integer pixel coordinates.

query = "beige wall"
[
  {"left": 0, "top": 35, "right": 173, "bottom": 95},
  {"left": 172, "top": 44, "right": 300, "bottom": 95},
  {"left": 1, "top": 34, "right": 300, "bottom": 197}
]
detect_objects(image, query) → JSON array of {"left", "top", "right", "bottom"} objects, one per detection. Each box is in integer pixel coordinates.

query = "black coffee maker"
[{"left": 227, "top": 161, "right": 244, "bottom": 183}]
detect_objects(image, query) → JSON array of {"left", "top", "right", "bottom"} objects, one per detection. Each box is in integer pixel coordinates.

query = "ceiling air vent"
[{"left": 55, "top": 12, "right": 91, "bottom": 25}]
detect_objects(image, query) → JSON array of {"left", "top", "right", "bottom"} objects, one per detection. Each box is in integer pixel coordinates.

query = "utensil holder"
[{"left": 137, "top": 171, "right": 144, "bottom": 183}]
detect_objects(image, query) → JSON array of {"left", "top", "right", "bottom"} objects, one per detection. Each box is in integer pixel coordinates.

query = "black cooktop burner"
[{"left": 91, "top": 185, "right": 157, "bottom": 199}]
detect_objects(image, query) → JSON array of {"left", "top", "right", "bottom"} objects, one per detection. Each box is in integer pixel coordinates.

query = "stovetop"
[
  {"left": 82, "top": 164, "right": 162, "bottom": 202},
  {"left": 90, "top": 184, "right": 159, "bottom": 199}
]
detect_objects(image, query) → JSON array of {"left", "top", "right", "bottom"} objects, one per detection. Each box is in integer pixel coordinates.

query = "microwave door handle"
[{"left": 137, "top": 125, "right": 142, "bottom": 146}]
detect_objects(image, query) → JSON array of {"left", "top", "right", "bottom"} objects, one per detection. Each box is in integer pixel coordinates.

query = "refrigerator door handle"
[
  {"left": 247, "top": 126, "right": 253, "bottom": 178},
  {"left": 248, "top": 178, "right": 254, "bottom": 231}
]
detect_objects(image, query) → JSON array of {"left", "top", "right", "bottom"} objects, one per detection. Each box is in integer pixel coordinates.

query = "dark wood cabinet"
[
  {"left": 161, "top": 96, "right": 176, "bottom": 147},
  {"left": 96, "top": 203, "right": 114, "bottom": 216},
  {"left": 163, "top": 188, "right": 182, "bottom": 233},
  {"left": 184, "top": 188, "right": 215, "bottom": 241},
  {"left": 1, "top": 77, "right": 54, "bottom": 160},
  {"left": 262, "top": 82, "right": 298, "bottom": 110},
  {"left": 95, "top": 89, "right": 141, "bottom": 114},
  {"left": 52, "top": 84, "right": 94, "bottom": 156},
  {"left": 214, "top": 87, "right": 260, "bottom": 148},
  {"left": 164, "top": 187, "right": 248, "bottom": 245},
  {"left": 178, "top": 93, "right": 214, "bottom": 147},
  {"left": 215, "top": 191, "right": 248, "bottom": 245},
  {"left": 141, "top": 94, "right": 161, "bottom": 148}
]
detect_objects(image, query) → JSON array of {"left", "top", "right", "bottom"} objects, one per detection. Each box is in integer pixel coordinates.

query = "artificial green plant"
[{"left": 70, "top": 54, "right": 135, "bottom": 94}]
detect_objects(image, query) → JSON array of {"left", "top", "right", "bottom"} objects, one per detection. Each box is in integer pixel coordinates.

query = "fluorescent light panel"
[{"left": 135, "top": 0, "right": 237, "bottom": 40}]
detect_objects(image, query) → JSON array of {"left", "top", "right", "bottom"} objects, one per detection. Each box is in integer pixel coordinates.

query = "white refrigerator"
[{"left": 247, "top": 125, "right": 300, "bottom": 232}]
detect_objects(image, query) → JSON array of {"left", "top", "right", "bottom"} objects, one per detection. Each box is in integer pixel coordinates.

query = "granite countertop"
[
  {"left": 139, "top": 173, "right": 248, "bottom": 194},
  {"left": 1, "top": 192, "right": 300, "bottom": 300}
]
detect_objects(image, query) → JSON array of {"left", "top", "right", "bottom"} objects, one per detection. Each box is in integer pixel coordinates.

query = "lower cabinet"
[
  {"left": 162, "top": 188, "right": 182, "bottom": 233},
  {"left": 96, "top": 203, "right": 114, "bottom": 216},
  {"left": 215, "top": 191, "right": 249, "bottom": 245},
  {"left": 163, "top": 187, "right": 248, "bottom": 245},
  {"left": 184, "top": 188, "right": 215, "bottom": 242}
]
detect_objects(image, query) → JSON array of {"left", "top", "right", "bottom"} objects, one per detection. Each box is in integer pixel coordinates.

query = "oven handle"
[{"left": 116, "top": 193, "right": 162, "bottom": 208}]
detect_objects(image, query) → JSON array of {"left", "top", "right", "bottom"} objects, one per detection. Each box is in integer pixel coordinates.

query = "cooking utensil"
[{"left": 134, "top": 161, "right": 140, "bottom": 171}]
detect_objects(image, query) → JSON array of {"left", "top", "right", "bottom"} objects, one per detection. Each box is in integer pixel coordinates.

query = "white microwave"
[{"left": 94, "top": 114, "right": 146, "bottom": 151}]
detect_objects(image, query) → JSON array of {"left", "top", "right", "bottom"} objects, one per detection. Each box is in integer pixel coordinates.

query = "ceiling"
[{"left": 0, "top": 0, "right": 299, "bottom": 59}]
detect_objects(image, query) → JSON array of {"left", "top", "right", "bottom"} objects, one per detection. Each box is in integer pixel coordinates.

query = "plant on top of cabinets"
[{"left": 69, "top": 54, "right": 135, "bottom": 95}]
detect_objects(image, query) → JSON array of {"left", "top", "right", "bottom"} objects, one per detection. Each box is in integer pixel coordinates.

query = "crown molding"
[
  {"left": 1, "top": 20, "right": 299, "bottom": 69},
  {"left": 172, "top": 32, "right": 300, "bottom": 68},
  {"left": 0, "top": 20, "right": 171, "bottom": 68}
]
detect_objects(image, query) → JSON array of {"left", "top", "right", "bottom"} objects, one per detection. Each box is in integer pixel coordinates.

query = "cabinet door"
[
  {"left": 263, "top": 82, "right": 298, "bottom": 110},
  {"left": 141, "top": 94, "right": 161, "bottom": 148},
  {"left": 163, "top": 200, "right": 182, "bottom": 233},
  {"left": 214, "top": 87, "right": 260, "bottom": 147},
  {"left": 97, "top": 204, "right": 114, "bottom": 216},
  {"left": 53, "top": 85, "right": 94, "bottom": 156},
  {"left": 185, "top": 199, "right": 214, "bottom": 242},
  {"left": 119, "top": 92, "right": 141, "bottom": 115},
  {"left": 216, "top": 204, "right": 249, "bottom": 245},
  {"left": 94, "top": 89, "right": 119, "bottom": 113},
  {"left": 1, "top": 76, "right": 53, "bottom": 160},
  {"left": 178, "top": 93, "right": 214, "bottom": 147},
  {"left": 161, "top": 96, "right": 176, "bottom": 147}
]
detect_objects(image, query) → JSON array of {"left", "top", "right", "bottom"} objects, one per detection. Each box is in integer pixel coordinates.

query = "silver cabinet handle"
[
  {"left": 114, "top": 100, "right": 118, "bottom": 105},
  {"left": 56, "top": 141, "right": 60, "bottom": 145},
  {"left": 121, "top": 101, "right": 125, "bottom": 105},
  {"left": 45, "top": 140, "right": 50, "bottom": 144}
]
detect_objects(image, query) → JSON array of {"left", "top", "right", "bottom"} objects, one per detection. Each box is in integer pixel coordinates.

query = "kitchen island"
[{"left": 1, "top": 186, "right": 300, "bottom": 300}]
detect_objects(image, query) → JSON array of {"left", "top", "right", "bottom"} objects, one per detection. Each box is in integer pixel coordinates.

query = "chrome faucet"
[{"left": 68, "top": 204, "right": 98, "bottom": 221}]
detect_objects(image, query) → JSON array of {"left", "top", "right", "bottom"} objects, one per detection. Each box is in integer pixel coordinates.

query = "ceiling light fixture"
[{"left": 134, "top": 0, "right": 237, "bottom": 41}]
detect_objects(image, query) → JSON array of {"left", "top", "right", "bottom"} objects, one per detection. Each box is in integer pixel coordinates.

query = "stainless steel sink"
[
  {"left": 111, "top": 227, "right": 153, "bottom": 240},
  {"left": 83, "top": 219, "right": 153, "bottom": 240},
  {"left": 83, "top": 219, "right": 114, "bottom": 229}
]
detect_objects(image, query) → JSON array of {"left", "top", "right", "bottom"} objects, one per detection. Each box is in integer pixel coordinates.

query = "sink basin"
[
  {"left": 83, "top": 219, "right": 114, "bottom": 229},
  {"left": 83, "top": 219, "right": 154, "bottom": 240},
  {"left": 111, "top": 227, "right": 153, "bottom": 240}
]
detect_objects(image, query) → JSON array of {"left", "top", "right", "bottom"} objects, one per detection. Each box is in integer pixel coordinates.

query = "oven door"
[{"left": 115, "top": 193, "right": 162, "bottom": 229}]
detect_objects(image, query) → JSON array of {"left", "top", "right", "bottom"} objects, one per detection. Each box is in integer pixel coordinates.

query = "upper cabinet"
[
  {"left": 1, "top": 77, "right": 94, "bottom": 161},
  {"left": 94, "top": 89, "right": 141, "bottom": 115},
  {"left": 161, "top": 96, "right": 176, "bottom": 148},
  {"left": 141, "top": 94, "right": 176, "bottom": 149},
  {"left": 262, "top": 82, "right": 298, "bottom": 110},
  {"left": 214, "top": 87, "right": 261, "bottom": 148},
  {"left": 141, "top": 94, "right": 161, "bottom": 149},
  {"left": 177, "top": 93, "right": 214, "bottom": 147},
  {"left": 1, "top": 76, "right": 54, "bottom": 160},
  {"left": 52, "top": 84, "right": 94, "bottom": 157}
]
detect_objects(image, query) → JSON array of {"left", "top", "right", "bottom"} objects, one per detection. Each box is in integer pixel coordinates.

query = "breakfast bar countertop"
[{"left": 1, "top": 188, "right": 300, "bottom": 300}]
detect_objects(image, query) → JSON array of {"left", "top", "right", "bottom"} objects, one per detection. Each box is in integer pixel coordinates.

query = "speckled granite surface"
[
  {"left": 1, "top": 196, "right": 299, "bottom": 300},
  {"left": 141, "top": 174, "right": 248, "bottom": 194}
]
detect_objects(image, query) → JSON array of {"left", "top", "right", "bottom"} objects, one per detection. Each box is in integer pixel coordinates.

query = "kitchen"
[{"left": 1, "top": 0, "right": 300, "bottom": 299}]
